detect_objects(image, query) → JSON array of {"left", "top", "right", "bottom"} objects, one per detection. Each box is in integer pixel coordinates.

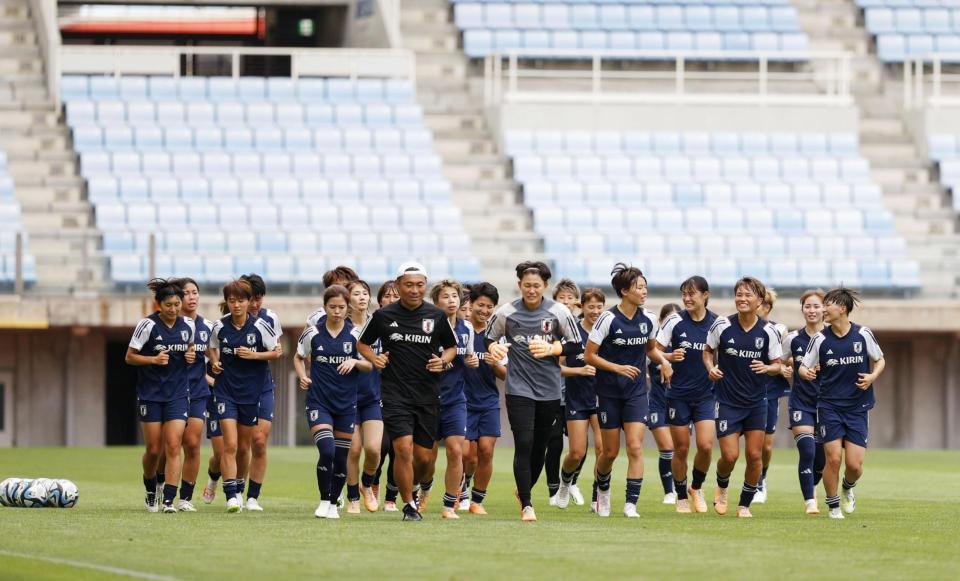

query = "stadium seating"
[
  {"left": 451, "top": 1, "right": 809, "bottom": 58},
  {"left": 0, "top": 151, "right": 37, "bottom": 285},
  {"left": 62, "top": 75, "right": 481, "bottom": 286},
  {"left": 858, "top": 1, "right": 960, "bottom": 62},
  {"left": 506, "top": 130, "right": 921, "bottom": 290},
  {"left": 927, "top": 133, "right": 960, "bottom": 211}
]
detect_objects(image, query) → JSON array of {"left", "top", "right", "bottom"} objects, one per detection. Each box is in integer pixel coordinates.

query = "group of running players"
[{"left": 126, "top": 260, "right": 885, "bottom": 521}]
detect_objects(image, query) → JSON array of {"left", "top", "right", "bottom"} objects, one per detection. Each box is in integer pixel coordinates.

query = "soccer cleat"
[
  {"left": 458, "top": 499, "right": 471, "bottom": 512},
  {"left": 829, "top": 507, "right": 845, "bottom": 519},
  {"left": 548, "top": 494, "right": 559, "bottom": 507},
  {"left": 589, "top": 501, "right": 598, "bottom": 514},
  {"left": 623, "top": 503, "right": 640, "bottom": 518},
  {"left": 383, "top": 500, "right": 399, "bottom": 512},
  {"left": 713, "top": 487, "right": 728, "bottom": 516},
  {"left": 245, "top": 497, "right": 264, "bottom": 512},
  {"left": 662, "top": 492, "right": 678, "bottom": 505},
  {"left": 347, "top": 500, "right": 361, "bottom": 514},
  {"left": 754, "top": 486, "right": 767, "bottom": 504},
  {"left": 402, "top": 505, "right": 423, "bottom": 521},
  {"left": 226, "top": 496, "right": 243, "bottom": 513},
  {"left": 804, "top": 499, "right": 820, "bottom": 515},
  {"left": 441, "top": 507, "right": 460, "bottom": 519},
  {"left": 842, "top": 489, "right": 856, "bottom": 514},
  {"left": 177, "top": 500, "right": 197, "bottom": 512},
  {"left": 690, "top": 487, "right": 708, "bottom": 513},
  {"left": 675, "top": 498, "right": 692, "bottom": 514},
  {"left": 469, "top": 502, "right": 487, "bottom": 515},
  {"left": 326, "top": 503, "right": 340, "bottom": 519},
  {"left": 520, "top": 506, "right": 537, "bottom": 522},
  {"left": 597, "top": 490, "right": 612, "bottom": 517},
  {"left": 361, "top": 486, "right": 379, "bottom": 513},
  {"left": 337, "top": 495, "right": 345, "bottom": 509},
  {"left": 569, "top": 484, "right": 585, "bottom": 506},
  {"left": 556, "top": 482, "right": 571, "bottom": 509},
  {"left": 162, "top": 503, "right": 178, "bottom": 514},
  {"left": 145, "top": 494, "right": 159, "bottom": 513},
  {"left": 736, "top": 506, "right": 753, "bottom": 518},
  {"left": 315, "top": 500, "right": 330, "bottom": 518},
  {"left": 202, "top": 480, "right": 217, "bottom": 504},
  {"left": 417, "top": 489, "right": 431, "bottom": 514}
]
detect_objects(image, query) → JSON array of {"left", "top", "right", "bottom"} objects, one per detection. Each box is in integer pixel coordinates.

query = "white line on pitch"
[{"left": 0, "top": 549, "right": 180, "bottom": 580}]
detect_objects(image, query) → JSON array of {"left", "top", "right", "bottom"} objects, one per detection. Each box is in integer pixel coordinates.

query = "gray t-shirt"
[{"left": 486, "top": 297, "right": 581, "bottom": 401}]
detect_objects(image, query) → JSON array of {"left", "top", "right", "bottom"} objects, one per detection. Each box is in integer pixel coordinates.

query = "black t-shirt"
[{"left": 359, "top": 300, "right": 457, "bottom": 405}]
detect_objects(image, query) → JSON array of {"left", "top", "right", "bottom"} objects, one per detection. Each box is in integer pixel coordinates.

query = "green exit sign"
[{"left": 298, "top": 18, "right": 314, "bottom": 37}]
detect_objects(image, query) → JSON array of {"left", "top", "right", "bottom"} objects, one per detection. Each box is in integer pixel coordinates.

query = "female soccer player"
[
  {"left": 648, "top": 303, "right": 680, "bottom": 505},
  {"left": 207, "top": 279, "right": 281, "bottom": 513},
  {"left": 782, "top": 289, "right": 826, "bottom": 514},
  {"left": 556, "top": 288, "right": 604, "bottom": 510},
  {"left": 344, "top": 280, "right": 384, "bottom": 514},
  {"left": 754, "top": 288, "right": 790, "bottom": 504},
  {"left": 486, "top": 261, "right": 581, "bottom": 522},
  {"left": 462, "top": 282, "right": 506, "bottom": 515},
  {"left": 174, "top": 277, "right": 213, "bottom": 512},
  {"left": 544, "top": 279, "right": 580, "bottom": 505},
  {"left": 655, "top": 276, "right": 718, "bottom": 514},
  {"left": 799, "top": 287, "right": 885, "bottom": 520},
  {"left": 703, "top": 277, "right": 782, "bottom": 518},
  {"left": 372, "top": 281, "right": 401, "bottom": 511},
  {"left": 125, "top": 278, "right": 196, "bottom": 513},
  {"left": 585, "top": 264, "right": 672, "bottom": 518},
  {"left": 306, "top": 265, "right": 360, "bottom": 327},
  {"left": 294, "top": 285, "right": 373, "bottom": 519}
]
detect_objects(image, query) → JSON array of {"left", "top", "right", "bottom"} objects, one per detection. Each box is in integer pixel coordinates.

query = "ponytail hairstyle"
[
  {"left": 610, "top": 262, "right": 646, "bottom": 298},
  {"left": 240, "top": 273, "right": 266, "bottom": 298},
  {"left": 762, "top": 287, "right": 779, "bottom": 310},
  {"left": 173, "top": 277, "right": 199, "bottom": 293},
  {"left": 147, "top": 278, "right": 184, "bottom": 304},
  {"left": 377, "top": 280, "right": 398, "bottom": 306},
  {"left": 800, "top": 288, "right": 826, "bottom": 306},
  {"left": 347, "top": 279, "right": 371, "bottom": 296},
  {"left": 680, "top": 275, "right": 710, "bottom": 307},
  {"left": 659, "top": 302, "right": 682, "bottom": 323},
  {"left": 219, "top": 279, "right": 253, "bottom": 315},
  {"left": 581, "top": 287, "right": 606, "bottom": 305},
  {"left": 823, "top": 286, "right": 861, "bottom": 315}
]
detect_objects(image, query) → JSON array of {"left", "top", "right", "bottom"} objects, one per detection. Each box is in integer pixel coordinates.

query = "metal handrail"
[{"left": 904, "top": 54, "right": 960, "bottom": 109}]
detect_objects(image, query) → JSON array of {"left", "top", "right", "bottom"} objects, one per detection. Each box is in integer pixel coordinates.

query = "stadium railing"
[
  {"left": 903, "top": 53, "right": 960, "bottom": 109},
  {"left": 483, "top": 49, "right": 852, "bottom": 107},
  {"left": 30, "top": 0, "right": 60, "bottom": 109}
]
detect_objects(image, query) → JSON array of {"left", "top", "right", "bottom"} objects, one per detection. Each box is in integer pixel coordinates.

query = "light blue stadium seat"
[
  {"left": 111, "top": 255, "right": 144, "bottom": 283},
  {"left": 865, "top": 8, "right": 895, "bottom": 33},
  {"left": 358, "top": 257, "right": 390, "bottom": 282},
  {"left": 156, "top": 102, "right": 185, "bottom": 125},
  {"left": 203, "top": 256, "right": 233, "bottom": 282},
  {"left": 165, "top": 231, "right": 194, "bottom": 253},
  {"left": 515, "top": 3, "right": 541, "bottom": 28},
  {"left": 877, "top": 34, "right": 906, "bottom": 62},
  {"left": 238, "top": 77, "right": 266, "bottom": 101},
  {"left": 267, "top": 78, "right": 296, "bottom": 102},
  {"left": 769, "top": 259, "right": 800, "bottom": 287},
  {"left": 103, "top": 231, "right": 134, "bottom": 253},
  {"left": 464, "top": 30, "right": 493, "bottom": 56}
]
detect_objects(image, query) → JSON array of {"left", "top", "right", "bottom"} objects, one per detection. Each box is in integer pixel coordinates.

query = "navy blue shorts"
[
  {"left": 566, "top": 406, "right": 597, "bottom": 421},
  {"left": 217, "top": 398, "right": 259, "bottom": 427},
  {"left": 205, "top": 396, "right": 222, "bottom": 438},
  {"left": 817, "top": 406, "right": 869, "bottom": 448},
  {"left": 765, "top": 397, "right": 781, "bottom": 434},
  {"left": 188, "top": 396, "right": 207, "bottom": 420},
  {"left": 307, "top": 405, "right": 356, "bottom": 434},
  {"left": 667, "top": 398, "right": 714, "bottom": 426},
  {"left": 647, "top": 394, "right": 669, "bottom": 429},
  {"left": 356, "top": 399, "right": 383, "bottom": 424},
  {"left": 258, "top": 390, "right": 275, "bottom": 422},
  {"left": 715, "top": 401, "right": 767, "bottom": 438},
  {"left": 598, "top": 394, "right": 648, "bottom": 430},
  {"left": 789, "top": 406, "right": 817, "bottom": 429},
  {"left": 466, "top": 407, "right": 500, "bottom": 440},
  {"left": 138, "top": 398, "right": 188, "bottom": 423},
  {"left": 438, "top": 402, "right": 467, "bottom": 440}
]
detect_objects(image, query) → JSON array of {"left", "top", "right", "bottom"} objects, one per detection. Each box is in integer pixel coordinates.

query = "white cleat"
[
  {"left": 753, "top": 486, "right": 767, "bottom": 504},
  {"left": 245, "top": 497, "right": 264, "bottom": 512},
  {"left": 383, "top": 501, "right": 399, "bottom": 512},
  {"left": 829, "top": 507, "right": 845, "bottom": 519},
  {"left": 315, "top": 500, "right": 331, "bottom": 518},
  {"left": 662, "top": 492, "right": 678, "bottom": 505},
  {"left": 202, "top": 480, "right": 217, "bottom": 504},
  {"left": 623, "top": 503, "right": 640, "bottom": 518},
  {"left": 177, "top": 500, "right": 197, "bottom": 512},
  {"left": 145, "top": 494, "right": 159, "bottom": 513},
  {"left": 326, "top": 503, "right": 340, "bottom": 519},
  {"left": 226, "top": 496, "right": 243, "bottom": 513},
  {"left": 162, "top": 504, "right": 178, "bottom": 514},
  {"left": 804, "top": 499, "right": 820, "bottom": 515},
  {"left": 569, "top": 484, "right": 585, "bottom": 506},
  {"left": 597, "top": 489, "right": 612, "bottom": 517},
  {"left": 458, "top": 499, "right": 471, "bottom": 512},
  {"left": 556, "top": 482, "right": 571, "bottom": 509},
  {"left": 842, "top": 489, "right": 856, "bottom": 514},
  {"left": 548, "top": 494, "right": 559, "bottom": 507}
]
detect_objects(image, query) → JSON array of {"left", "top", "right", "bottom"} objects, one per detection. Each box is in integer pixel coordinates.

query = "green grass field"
[{"left": 0, "top": 447, "right": 958, "bottom": 580}]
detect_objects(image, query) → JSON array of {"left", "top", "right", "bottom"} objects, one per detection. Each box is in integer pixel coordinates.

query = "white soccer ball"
[
  {"left": 56, "top": 480, "right": 79, "bottom": 508},
  {"left": 0, "top": 478, "right": 19, "bottom": 507},
  {"left": 22, "top": 479, "right": 49, "bottom": 508},
  {"left": 8, "top": 479, "right": 30, "bottom": 507}
]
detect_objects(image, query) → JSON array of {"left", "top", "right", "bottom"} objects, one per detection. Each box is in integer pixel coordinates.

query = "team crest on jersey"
[
  {"left": 246, "top": 333, "right": 256, "bottom": 346},
  {"left": 209, "top": 420, "right": 218, "bottom": 432},
  {"left": 343, "top": 342, "right": 353, "bottom": 354},
  {"left": 755, "top": 337, "right": 764, "bottom": 349},
  {"left": 640, "top": 322, "right": 648, "bottom": 334},
  {"left": 853, "top": 341, "right": 862, "bottom": 354},
  {"left": 218, "top": 402, "right": 226, "bottom": 415},
  {"left": 793, "top": 411, "right": 802, "bottom": 423},
  {"left": 181, "top": 330, "right": 189, "bottom": 342},
  {"left": 669, "top": 408, "right": 676, "bottom": 420},
  {"left": 650, "top": 412, "right": 658, "bottom": 424},
  {"left": 310, "top": 410, "right": 319, "bottom": 422},
  {"left": 541, "top": 319, "right": 554, "bottom": 334},
  {"left": 200, "top": 331, "right": 208, "bottom": 343},
  {"left": 139, "top": 405, "right": 147, "bottom": 417},
  {"left": 600, "top": 412, "right": 607, "bottom": 424},
  {"left": 422, "top": 319, "right": 435, "bottom": 334},
  {"left": 719, "top": 420, "right": 728, "bottom": 433}
]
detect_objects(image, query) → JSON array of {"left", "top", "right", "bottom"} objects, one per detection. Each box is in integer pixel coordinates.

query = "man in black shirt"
[{"left": 359, "top": 262, "right": 457, "bottom": 521}]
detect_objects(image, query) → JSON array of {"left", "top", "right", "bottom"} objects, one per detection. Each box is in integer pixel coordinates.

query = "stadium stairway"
[
  {"left": 1, "top": 0, "right": 101, "bottom": 292},
  {"left": 795, "top": 0, "right": 960, "bottom": 296},
  {"left": 401, "top": 0, "right": 539, "bottom": 289}
]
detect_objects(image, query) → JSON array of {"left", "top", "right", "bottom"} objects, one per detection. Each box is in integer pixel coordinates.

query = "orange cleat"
[
  {"left": 521, "top": 506, "right": 537, "bottom": 522},
  {"left": 675, "top": 498, "right": 692, "bottom": 514},
  {"left": 469, "top": 503, "right": 488, "bottom": 515},
  {"left": 441, "top": 507, "right": 460, "bottom": 519},
  {"left": 689, "top": 487, "right": 708, "bottom": 513},
  {"left": 361, "top": 486, "right": 379, "bottom": 513},
  {"left": 714, "top": 487, "right": 728, "bottom": 516},
  {"left": 736, "top": 506, "right": 753, "bottom": 518}
]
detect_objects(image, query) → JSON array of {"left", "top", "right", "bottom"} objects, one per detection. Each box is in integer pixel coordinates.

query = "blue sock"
[
  {"left": 460, "top": 475, "right": 472, "bottom": 501},
  {"left": 180, "top": 480, "right": 195, "bottom": 501},
  {"left": 814, "top": 442, "right": 825, "bottom": 486},
  {"left": 155, "top": 472, "right": 165, "bottom": 489},
  {"left": 314, "top": 429, "right": 334, "bottom": 501},
  {"left": 162, "top": 483, "right": 177, "bottom": 506},
  {"left": 237, "top": 479, "right": 245, "bottom": 496},
  {"left": 842, "top": 477, "right": 857, "bottom": 491},
  {"left": 347, "top": 484, "right": 361, "bottom": 502},
  {"left": 361, "top": 471, "right": 375, "bottom": 489},
  {"left": 795, "top": 433, "right": 816, "bottom": 501},
  {"left": 442, "top": 493, "right": 457, "bottom": 509},
  {"left": 208, "top": 469, "right": 221, "bottom": 482},
  {"left": 675, "top": 478, "right": 689, "bottom": 500},
  {"left": 385, "top": 482, "right": 399, "bottom": 502},
  {"left": 561, "top": 468, "right": 576, "bottom": 485},
  {"left": 571, "top": 455, "right": 586, "bottom": 485},
  {"left": 658, "top": 450, "right": 674, "bottom": 494},
  {"left": 223, "top": 478, "right": 238, "bottom": 499},
  {"left": 420, "top": 479, "right": 434, "bottom": 493},
  {"left": 738, "top": 481, "right": 758, "bottom": 508},
  {"left": 471, "top": 487, "right": 487, "bottom": 504},
  {"left": 760, "top": 465, "right": 769, "bottom": 489},
  {"left": 626, "top": 478, "right": 643, "bottom": 505},
  {"left": 692, "top": 467, "right": 707, "bottom": 490},
  {"left": 592, "top": 479, "right": 599, "bottom": 502},
  {"left": 826, "top": 495, "right": 840, "bottom": 510},
  {"left": 597, "top": 471, "right": 611, "bottom": 492},
  {"left": 331, "top": 438, "right": 351, "bottom": 502},
  {"left": 247, "top": 480, "right": 262, "bottom": 500},
  {"left": 143, "top": 475, "right": 155, "bottom": 496},
  {"left": 716, "top": 472, "right": 730, "bottom": 489}
]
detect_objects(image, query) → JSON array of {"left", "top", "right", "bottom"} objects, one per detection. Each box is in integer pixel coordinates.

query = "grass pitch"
[{"left": 0, "top": 447, "right": 958, "bottom": 580}]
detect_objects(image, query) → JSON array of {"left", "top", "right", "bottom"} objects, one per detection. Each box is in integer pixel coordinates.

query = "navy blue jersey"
[
  {"left": 351, "top": 324, "right": 381, "bottom": 406},
  {"left": 801, "top": 323, "right": 883, "bottom": 413},
  {"left": 297, "top": 316, "right": 361, "bottom": 415},
  {"left": 706, "top": 315, "right": 783, "bottom": 408},
  {"left": 187, "top": 314, "right": 213, "bottom": 399},
  {"left": 564, "top": 322, "right": 597, "bottom": 412},
  {"left": 765, "top": 321, "right": 791, "bottom": 398},
  {"left": 465, "top": 324, "right": 501, "bottom": 411},
  {"left": 211, "top": 314, "right": 279, "bottom": 405},
  {"left": 438, "top": 318, "right": 475, "bottom": 407},
  {"left": 129, "top": 313, "right": 196, "bottom": 402},
  {"left": 588, "top": 306, "right": 658, "bottom": 399},
  {"left": 257, "top": 307, "right": 282, "bottom": 393},
  {"left": 648, "top": 359, "right": 666, "bottom": 404},
  {"left": 785, "top": 328, "right": 819, "bottom": 412},
  {"left": 655, "top": 309, "right": 717, "bottom": 401}
]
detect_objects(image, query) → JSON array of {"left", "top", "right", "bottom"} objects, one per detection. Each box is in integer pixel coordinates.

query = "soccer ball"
[
  {"left": 0, "top": 478, "right": 19, "bottom": 507},
  {"left": 22, "top": 479, "right": 49, "bottom": 508},
  {"left": 55, "top": 480, "right": 79, "bottom": 508},
  {"left": 8, "top": 478, "right": 29, "bottom": 507}
]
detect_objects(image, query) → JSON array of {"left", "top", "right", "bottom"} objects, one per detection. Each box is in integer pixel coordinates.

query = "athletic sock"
[
  {"left": 625, "top": 478, "right": 643, "bottom": 505},
  {"left": 162, "top": 483, "right": 177, "bottom": 506},
  {"left": 471, "top": 487, "right": 487, "bottom": 505},
  {"left": 759, "top": 466, "right": 769, "bottom": 489},
  {"left": 592, "top": 479, "right": 599, "bottom": 503},
  {"left": 461, "top": 475, "right": 472, "bottom": 499},
  {"left": 658, "top": 450, "right": 675, "bottom": 494},
  {"left": 314, "top": 429, "right": 334, "bottom": 500},
  {"left": 597, "top": 471, "right": 612, "bottom": 492},
  {"left": 692, "top": 467, "right": 707, "bottom": 490},
  {"left": 347, "top": 484, "right": 361, "bottom": 502},
  {"left": 385, "top": 482, "right": 399, "bottom": 503},
  {"left": 675, "top": 478, "right": 689, "bottom": 500},
  {"left": 237, "top": 479, "right": 246, "bottom": 497},
  {"left": 248, "top": 480, "right": 262, "bottom": 500},
  {"left": 571, "top": 455, "right": 586, "bottom": 486},
  {"left": 842, "top": 477, "right": 857, "bottom": 491},
  {"left": 813, "top": 442, "right": 825, "bottom": 486},
  {"left": 738, "top": 482, "right": 758, "bottom": 508},
  {"left": 208, "top": 469, "right": 221, "bottom": 483},
  {"left": 561, "top": 468, "right": 576, "bottom": 485},
  {"left": 155, "top": 472, "right": 165, "bottom": 490},
  {"left": 716, "top": 472, "right": 730, "bottom": 489},
  {"left": 420, "top": 479, "right": 433, "bottom": 494},
  {"left": 180, "top": 480, "right": 195, "bottom": 501},
  {"left": 548, "top": 483, "right": 560, "bottom": 496},
  {"left": 223, "top": 478, "right": 238, "bottom": 499},
  {"left": 143, "top": 475, "right": 155, "bottom": 495},
  {"left": 331, "top": 438, "right": 351, "bottom": 503},
  {"left": 826, "top": 495, "right": 841, "bottom": 510},
  {"left": 442, "top": 493, "right": 457, "bottom": 509},
  {"left": 361, "top": 471, "right": 375, "bottom": 489},
  {"left": 795, "top": 433, "right": 816, "bottom": 501}
]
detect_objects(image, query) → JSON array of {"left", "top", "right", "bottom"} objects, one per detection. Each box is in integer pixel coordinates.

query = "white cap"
[{"left": 395, "top": 261, "right": 428, "bottom": 279}]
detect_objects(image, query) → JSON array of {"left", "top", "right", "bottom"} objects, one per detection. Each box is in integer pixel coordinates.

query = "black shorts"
[
  {"left": 382, "top": 399, "right": 439, "bottom": 449},
  {"left": 506, "top": 394, "right": 561, "bottom": 435}
]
